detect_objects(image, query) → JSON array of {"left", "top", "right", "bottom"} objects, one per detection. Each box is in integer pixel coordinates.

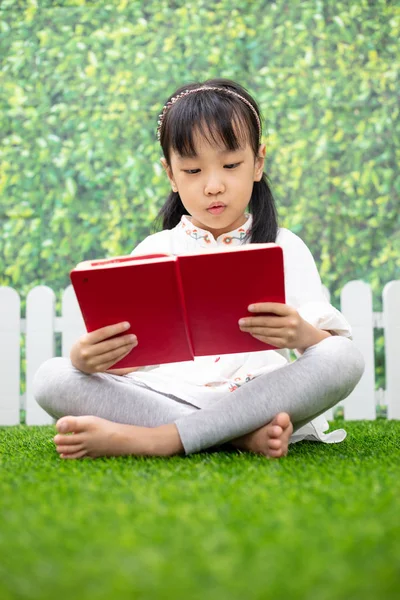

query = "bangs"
[{"left": 164, "top": 92, "right": 255, "bottom": 158}]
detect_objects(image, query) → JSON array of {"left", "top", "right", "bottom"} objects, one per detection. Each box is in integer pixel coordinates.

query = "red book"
[{"left": 70, "top": 243, "right": 285, "bottom": 368}]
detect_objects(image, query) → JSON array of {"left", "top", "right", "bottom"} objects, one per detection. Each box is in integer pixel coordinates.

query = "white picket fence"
[{"left": 0, "top": 280, "right": 399, "bottom": 426}]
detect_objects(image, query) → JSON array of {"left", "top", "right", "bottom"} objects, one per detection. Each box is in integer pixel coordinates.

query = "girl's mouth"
[{"left": 207, "top": 205, "right": 226, "bottom": 215}]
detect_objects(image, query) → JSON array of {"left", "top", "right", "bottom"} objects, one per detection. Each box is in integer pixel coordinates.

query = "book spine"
[{"left": 174, "top": 261, "right": 195, "bottom": 359}]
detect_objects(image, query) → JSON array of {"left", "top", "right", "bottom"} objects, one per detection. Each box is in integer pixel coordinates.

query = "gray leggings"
[{"left": 32, "top": 336, "right": 364, "bottom": 455}]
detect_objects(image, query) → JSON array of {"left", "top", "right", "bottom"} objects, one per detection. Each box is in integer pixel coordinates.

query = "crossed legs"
[{"left": 32, "top": 336, "right": 364, "bottom": 459}]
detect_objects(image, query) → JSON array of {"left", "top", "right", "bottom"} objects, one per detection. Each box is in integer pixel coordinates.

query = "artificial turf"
[{"left": 0, "top": 419, "right": 399, "bottom": 600}]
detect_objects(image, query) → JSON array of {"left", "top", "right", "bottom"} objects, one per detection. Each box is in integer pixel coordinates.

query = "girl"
[{"left": 33, "top": 78, "right": 365, "bottom": 460}]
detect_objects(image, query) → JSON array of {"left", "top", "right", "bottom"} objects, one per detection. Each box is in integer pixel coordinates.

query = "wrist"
[
  {"left": 70, "top": 347, "right": 90, "bottom": 374},
  {"left": 297, "top": 323, "right": 332, "bottom": 354}
]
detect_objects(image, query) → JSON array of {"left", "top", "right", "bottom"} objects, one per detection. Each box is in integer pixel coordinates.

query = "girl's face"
[{"left": 161, "top": 129, "right": 266, "bottom": 239}]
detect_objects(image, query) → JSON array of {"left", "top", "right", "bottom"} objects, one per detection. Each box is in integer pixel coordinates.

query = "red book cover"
[
  {"left": 69, "top": 243, "right": 285, "bottom": 368},
  {"left": 70, "top": 255, "right": 194, "bottom": 369},
  {"left": 178, "top": 244, "right": 285, "bottom": 355}
]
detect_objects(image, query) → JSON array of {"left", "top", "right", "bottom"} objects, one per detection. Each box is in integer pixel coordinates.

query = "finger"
[
  {"left": 85, "top": 342, "right": 136, "bottom": 373},
  {"left": 86, "top": 333, "right": 137, "bottom": 358},
  {"left": 79, "top": 338, "right": 136, "bottom": 370},
  {"left": 97, "top": 345, "right": 136, "bottom": 372},
  {"left": 97, "top": 341, "right": 136, "bottom": 365},
  {"left": 86, "top": 322, "right": 131, "bottom": 345},
  {"left": 248, "top": 302, "right": 288, "bottom": 315},
  {"left": 241, "top": 327, "right": 285, "bottom": 338},
  {"left": 251, "top": 334, "right": 284, "bottom": 347},
  {"left": 240, "top": 316, "right": 286, "bottom": 328}
]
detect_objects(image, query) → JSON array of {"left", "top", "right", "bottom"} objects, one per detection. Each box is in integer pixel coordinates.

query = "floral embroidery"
[
  {"left": 204, "top": 373, "right": 254, "bottom": 391},
  {"left": 228, "top": 373, "right": 254, "bottom": 392},
  {"left": 222, "top": 230, "right": 248, "bottom": 244},
  {"left": 180, "top": 215, "right": 251, "bottom": 245},
  {"left": 185, "top": 228, "right": 212, "bottom": 243}
]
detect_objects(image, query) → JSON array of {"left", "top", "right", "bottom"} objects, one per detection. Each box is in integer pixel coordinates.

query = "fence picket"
[
  {"left": 341, "top": 281, "right": 376, "bottom": 420},
  {"left": 0, "top": 287, "right": 20, "bottom": 425},
  {"left": 384, "top": 281, "right": 400, "bottom": 419},
  {"left": 26, "top": 286, "right": 56, "bottom": 425},
  {"left": 61, "top": 285, "right": 86, "bottom": 358}
]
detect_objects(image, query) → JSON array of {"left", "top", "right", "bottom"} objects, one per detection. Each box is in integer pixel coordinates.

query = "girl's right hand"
[{"left": 70, "top": 322, "right": 138, "bottom": 374}]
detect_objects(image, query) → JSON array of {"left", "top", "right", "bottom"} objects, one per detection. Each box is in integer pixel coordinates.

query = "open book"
[{"left": 70, "top": 243, "right": 285, "bottom": 369}]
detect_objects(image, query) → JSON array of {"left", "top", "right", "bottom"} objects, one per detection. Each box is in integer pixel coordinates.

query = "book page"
[
  {"left": 178, "top": 243, "right": 278, "bottom": 257},
  {"left": 72, "top": 254, "right": 172, "bottom": 270}
]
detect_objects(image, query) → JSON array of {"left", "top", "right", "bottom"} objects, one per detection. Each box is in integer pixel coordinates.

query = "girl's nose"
[{"left": 204, "top": 176, "right": 225, "bottom": 196}]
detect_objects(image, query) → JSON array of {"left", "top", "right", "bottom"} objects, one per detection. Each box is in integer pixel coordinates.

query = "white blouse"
[{"left": 126, "top": 213, "right": 348, "bottom": 445}]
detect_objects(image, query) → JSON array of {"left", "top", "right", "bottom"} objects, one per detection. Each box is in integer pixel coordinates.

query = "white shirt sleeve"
[{"left": 277, "top": 228, "right": 352, "bottom": 342}]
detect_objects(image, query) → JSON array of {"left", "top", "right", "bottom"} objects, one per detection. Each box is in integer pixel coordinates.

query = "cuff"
[{"left": 297, "top": 301, "right": 353, "bottom": 339}]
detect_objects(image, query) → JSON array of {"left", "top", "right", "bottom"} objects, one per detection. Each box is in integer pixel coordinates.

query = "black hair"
[{"left": 153, "top": 78, "right": 279, "bottom": 243}]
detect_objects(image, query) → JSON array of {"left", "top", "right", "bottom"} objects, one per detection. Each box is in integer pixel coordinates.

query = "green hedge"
[{"left": 1, "top": 0, "right": 399, "bottom": 391}]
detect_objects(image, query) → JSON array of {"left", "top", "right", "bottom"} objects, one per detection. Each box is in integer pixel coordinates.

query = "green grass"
[{"left": 1, "top": 419, "right": 399, "bottom": 600}]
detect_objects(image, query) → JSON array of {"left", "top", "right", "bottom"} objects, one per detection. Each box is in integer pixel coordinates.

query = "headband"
[{"left": 156, "top": 86, "right": 261, "bottom": 143}]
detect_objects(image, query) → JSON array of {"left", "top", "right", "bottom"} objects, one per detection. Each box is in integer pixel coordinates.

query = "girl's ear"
[
  {"left": 160, "top": 158, "right": 178, "bottom": 192},
  {"left": 254, "top": 143, "right": 266, "bottom": 181}
]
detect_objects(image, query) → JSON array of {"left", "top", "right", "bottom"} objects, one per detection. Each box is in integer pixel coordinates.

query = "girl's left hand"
[{"left": 238, "top": 302, "right": 328, "bottom": 352}]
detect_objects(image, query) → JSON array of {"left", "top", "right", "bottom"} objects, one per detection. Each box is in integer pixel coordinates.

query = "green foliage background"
[{"left": 1, "top": 0, "right": 399, "bottom": 392}]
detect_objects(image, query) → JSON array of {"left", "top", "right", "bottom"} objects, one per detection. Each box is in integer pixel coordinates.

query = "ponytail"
[
  {"left": 248, "top": 174, "right": 279, "bottom": 243},
  {"left": 152, "top": 192, "right": 185, "bottom": 233}
]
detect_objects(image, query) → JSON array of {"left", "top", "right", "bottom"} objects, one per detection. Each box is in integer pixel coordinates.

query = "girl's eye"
[{"left": 184, "top": 163, "right": 240, "bottom": 175}]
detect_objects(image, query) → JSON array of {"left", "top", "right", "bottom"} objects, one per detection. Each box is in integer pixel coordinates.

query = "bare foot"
[
  {"left": 53, "top": 415, "right": 180, "bottom": 459},
  {"left": 230, "top": 413, "right": 293, "bottom": 458}
]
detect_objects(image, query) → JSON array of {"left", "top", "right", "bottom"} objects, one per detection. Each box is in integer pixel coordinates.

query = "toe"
[
  {"left": 56, "top": 416, "right": 79, "bottom": 434},
  {"left": 267, "top": 425, "right": 283, "bottom": 438},
  {"left": 60, "top": 449, "right": 89, "bottom": 460},
  {"left": 267, "top": 438, "right": 282, "bottom": 450},
  {"left": 268, "top": 448, "right": 283, "bottom": 458},
  {"left": 54, "top": 432, "right": 84, "bottom": 445},
  {"left": 274, "top": 412, "right": 291, "bottom": 429},
  {"left": 56, "top": 416, "right": 96, "bottom": 435},
  {"left": 56, "top": 444, "right": 84, "bottom": 455}
]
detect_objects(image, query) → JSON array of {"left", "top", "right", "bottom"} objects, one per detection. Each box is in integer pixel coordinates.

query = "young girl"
[{"left": 33, "top": 78, "right": 365, "bottom": 460}]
